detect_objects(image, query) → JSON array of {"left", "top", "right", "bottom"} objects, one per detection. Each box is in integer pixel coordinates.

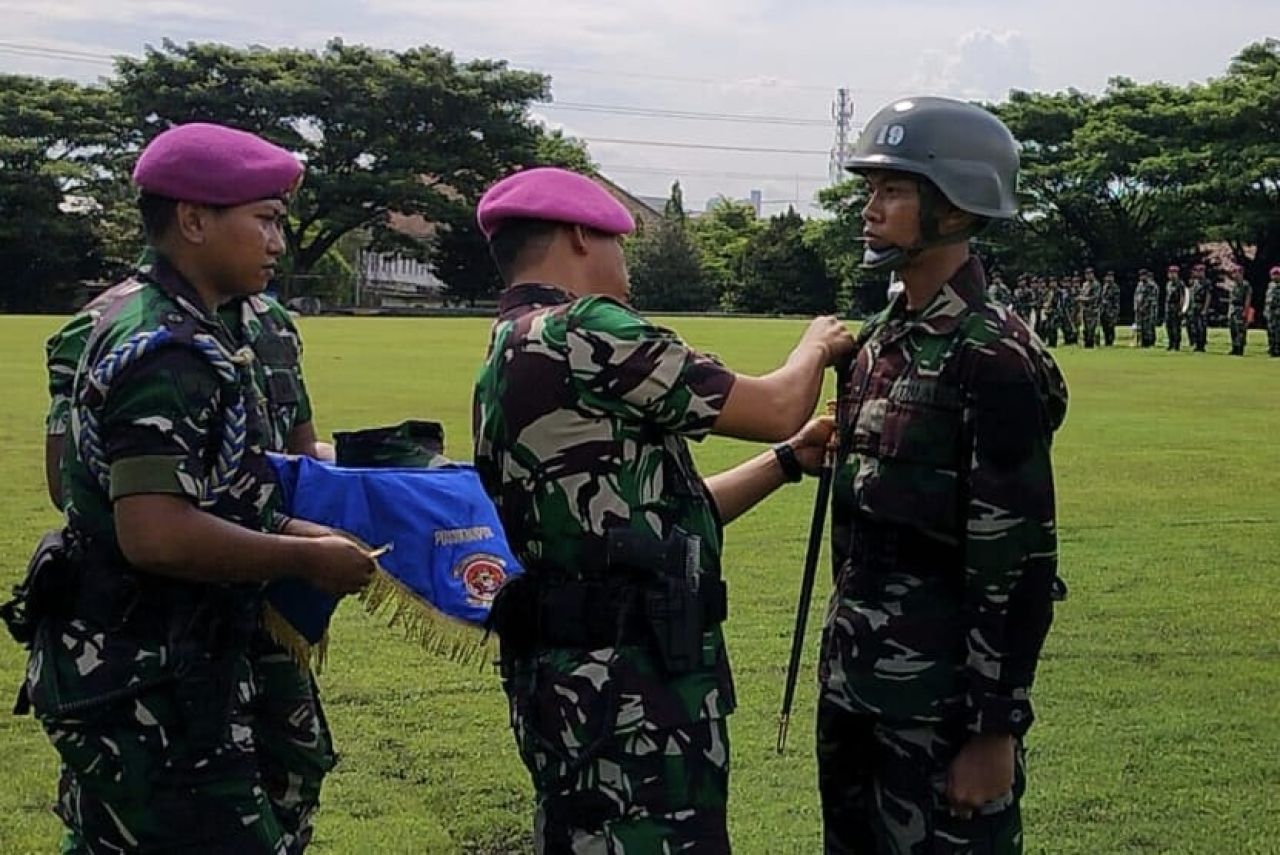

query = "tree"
[
  {"left": 806, "top": 179, "right": 880, "bottom": 316},
  {"left": 688, "top": 197, "right": 762, "bottom": 310},
  {"left": 1128, "top": 40, "right": 1280, "bottom": 300},
  {"left": 111, "top": 39, "right": 553, "bottom": 289},
  {"left": 988, "top": 84, "right": 1207, "bottom": 317},
  {"left": 627, "top": 182, "right": 716, "bottom": 312},
  {"left": 0, "top": 74, "right": 121, "bottom": 310},
  {"left": 738, "top": 208, "right": 838, "bottom": 315}
]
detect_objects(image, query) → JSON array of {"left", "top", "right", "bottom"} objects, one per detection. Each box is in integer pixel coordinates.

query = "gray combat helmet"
[
  {"left": 847, "top": 96, "right": 1020, "bottom": 271},
  {"left": 847, "top": 96, "right": 1020, "bottom": 218}
]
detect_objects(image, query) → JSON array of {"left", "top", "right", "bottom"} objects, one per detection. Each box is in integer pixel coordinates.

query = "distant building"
[
  {"left": 356, "top": 250, "right": 446, "bottom": 308},
  {"left": 594, "top": 174, "right": 665, "bottom": 230}
]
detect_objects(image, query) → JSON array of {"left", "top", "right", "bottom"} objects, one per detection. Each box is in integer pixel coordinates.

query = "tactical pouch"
[
  {"left": 487, "top": 573, "right": 541, "bottom": 665},
  {"left": 168, "top": 593, "right": 258, "bottom": 753},
  {"left": 607, "top": 527, "right": 708, "bottom": 675},
  {"left": 1, "top": 530, "right": 77, "bottom": 648}
]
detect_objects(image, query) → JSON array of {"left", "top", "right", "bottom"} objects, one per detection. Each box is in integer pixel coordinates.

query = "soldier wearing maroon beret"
[
  {"left": 20, "top": 123, "right": 376, "bottom": 853},
  {"left": 472, "top": 167, "right": 855, "bottom": 852}
]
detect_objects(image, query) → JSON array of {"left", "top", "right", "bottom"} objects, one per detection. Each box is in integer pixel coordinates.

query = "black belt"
[
  {"left": 491, "top": 571, "right": 727, "bottom": 655},
  {"left": 536, "top": 575, "right": 727, "bottom": 648}
]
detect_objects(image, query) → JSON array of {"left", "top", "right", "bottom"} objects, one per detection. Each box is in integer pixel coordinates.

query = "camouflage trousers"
[
  {"left": 1165, "top": 314, "right": 1182, "bottom": 350},
  {"left": 1267, "top": 314, "right": 1280, "bottom": 356},
  {"left": 48, "top": 634, "right": 333, "bottom": 854},
  {"left": 46, "top": 654, "right": 290, "bottom": 854},
  {"left": 1058, "top": 316, "right": 1077, "bottom": 346},
  {"left": 1228, "top": 310, "right": 1247, "bottom": 354},
  {"left": 1041, "top": 316, "right": 1059, "bottom": 347},
  {"left": 1138, "top": 316, "right": 1158, "bottom": 348},
  {"left": 247, "top": 633, "right": 337, "bottom": 851},
  {"left": 504, "top": 678, "right": 731, "bottom": 853},
  {"left": 1081, "top": 310, "right": 1099, "bottom": 349},
  {"left": 816, "top": 702, "right": 1025, "bottom": 855},
  {"left": 1186, "top": 313, "right": 1207, "bottom": 351},
  {"left": 1100, "top": 313, "right": 1118, "bottom": 347}
]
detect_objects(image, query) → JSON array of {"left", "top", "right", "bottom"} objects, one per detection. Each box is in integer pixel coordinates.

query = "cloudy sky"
[{"left": 1, "top": 1, "right": 1274, "bottom": 213}]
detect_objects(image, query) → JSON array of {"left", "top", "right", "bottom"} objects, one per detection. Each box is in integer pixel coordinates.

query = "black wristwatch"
[{"left": 773, "top": 442, "right": 804, "bottom": 483}]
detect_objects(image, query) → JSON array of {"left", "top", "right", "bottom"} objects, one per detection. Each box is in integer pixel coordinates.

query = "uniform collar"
[
  {"left": 885, "top": 256, "right": 986, "bottom": 337},
  {"left": 142, "top": 254, "right": 222, "bottom": 327},
  {"left": 498, "top": 282, "right": 576, "bottom": 318}
]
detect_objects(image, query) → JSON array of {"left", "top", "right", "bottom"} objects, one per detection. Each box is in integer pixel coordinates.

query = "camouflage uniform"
[
  {"left": 819, "top": 257, "right": 1066, "bottom": 855},
  {"left": 1055, "top": 281, "right": 1077, "bottom": 346},
  {"left": 1079, "top": 276, "right": 1102, "bottom": 349},
  {"left": 1069, "top": 278, "right": 1084, "bottom": 338},
  {"left": 1133, "top": 277, "right": 1159, "bottom": 348},
  {"left": 1185, "top": 276, "right": 1212, "bottom": 352},
  {"left": 986, "top": 280, "right": 1013, "bottom": 312},
  {"left": 1163, "top": 276, "right": 1185, "bottom": 351},
  {"left": 1012, "top": 281, "right": 1035, "bottom": 326},
  {"left": 27, "top": 257, "right": 301, "bottom": 853},
  {"left": 1039, "top": 285, "right": 1059, "bottom": 347},
  {"left": 473, "top": 284, "right": 736, "bottom": 853},
  {"left": 44, "top": 268, "right": 336, "bottom": 853},
  {"left": 1100, "top": 276, "right": 1121, "bottom": 347},
  {"left": 1265, "top": 278, "right": 1280, "bottom": 357},
  {"left": 1227, "top": 277, "right": 1250, "bottom": 355}
]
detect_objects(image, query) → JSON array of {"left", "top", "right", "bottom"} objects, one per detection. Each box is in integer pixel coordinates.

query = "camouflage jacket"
[
  {"left": 1227, "top": 279, "right": 1250, "bottom": 311},
  {"left": 47, "top": 270, "right": 312, "bottom": 453},
  {"left": 823, "top": 256, "right": 1067, "bottom": 736},
  {"left": 986, "top": 283, "right": 1012, "bottom": 308},
  {"left": 1056, "top": 285, "right": 1076, "bottom": 315},
  {"left": 1164, "top": 280, "right": 1185, "bottom": 315},
  {"left": 1080, "top": 278, "right": 1102, "bottom": 310},
  {"left": 1012, "top": 285, "right": 1034, "bottom": 315},
  {"left": 1134, "top": 281, "right": 1159, "bottom": 317},
  {"left": 1265, "top": 282, "right": 1280, "bottom": 319},
  {"left": 29, "top": 257, "right": 290, "bottom": 718},
  {"left": 473, "top": 283, "right": 737, "bottom": 727},
  {"left": 1186, "top": 278, "right": 1213, "bottom": 317},
  {"left": 1101, "top": 281, "right": 1121, "bottom": 316}
]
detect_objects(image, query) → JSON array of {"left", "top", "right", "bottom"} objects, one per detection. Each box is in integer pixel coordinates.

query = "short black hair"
[
  {"left": 138, "top": 193, "right": 179, "bottom": 243},
  {"left": 138, "top": 193, "right": 232, "bottom": 244},
  {"left": 487, "top": 218, "right": 566, "bottom": 284}
]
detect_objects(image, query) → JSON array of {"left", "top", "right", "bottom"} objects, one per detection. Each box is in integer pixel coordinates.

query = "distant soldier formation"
[{"left": 993, "top": 263, "right": 1280, "bottom": 356}]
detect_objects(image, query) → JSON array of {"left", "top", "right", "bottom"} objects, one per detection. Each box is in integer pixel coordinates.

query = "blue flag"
[{"left": 263, "top": 455, "right": 522, "bottom": 666}]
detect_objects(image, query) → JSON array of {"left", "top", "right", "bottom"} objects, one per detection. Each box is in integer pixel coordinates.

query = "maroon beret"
[
  {"left": 133, "top": 123, "right": 303, "bottom": 205},
  {"left": 477, "top": 167, "right": 635, "bottom": 240}
]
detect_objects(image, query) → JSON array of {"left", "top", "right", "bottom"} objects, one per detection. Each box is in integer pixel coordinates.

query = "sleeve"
[
  {"left": 99, "top": 346, "right": 223, "bottom": 502},
  {"left": 563, "top": 297, "right": 736, "bottom": 439},
  {"left": 45, "top": 313, "right": 95, "bottom": 437},
  {"left": 960, "top": 342, "right": 1066, "bottom": 737}
]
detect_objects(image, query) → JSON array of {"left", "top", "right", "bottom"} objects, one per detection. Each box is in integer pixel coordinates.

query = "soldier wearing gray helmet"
[{"left": 818, "top": 97, "right": 1067, "bottom": 854}]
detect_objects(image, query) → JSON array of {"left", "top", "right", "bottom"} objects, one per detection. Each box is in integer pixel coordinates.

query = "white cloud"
[
  {"left": 912, "top": 29, "right": 1036, "bottom": 102},
  {"left": 2, "top": 0, "right": 1276, "bottom": 209},
  {"left": 0, "top": 0, "right": 234, "bottom": 23}
]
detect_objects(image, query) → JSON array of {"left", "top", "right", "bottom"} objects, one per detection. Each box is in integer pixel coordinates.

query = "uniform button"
[{"left": 1010, "top": 710, "right": 1025, "bottom": 723}]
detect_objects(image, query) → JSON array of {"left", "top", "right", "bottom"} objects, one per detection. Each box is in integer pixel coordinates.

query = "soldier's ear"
[
  {"left": 567, "top": 224, "right": 590, "bottom": 256},
  {"left": 174, "top": 201, "right": 209, "bottom": 246}
]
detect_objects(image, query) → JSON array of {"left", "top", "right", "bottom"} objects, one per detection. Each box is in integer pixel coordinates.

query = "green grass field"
[{"left": 1, "top": 315, "right": 1278, "bottom": 854}]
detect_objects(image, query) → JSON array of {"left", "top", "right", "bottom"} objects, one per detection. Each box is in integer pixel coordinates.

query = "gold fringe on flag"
[
  {"left": 359, "top": 566, "right": 496, "bottom": 667},
  {"left": 260, "top": 602, "right": 330, "bottom": 674}
]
